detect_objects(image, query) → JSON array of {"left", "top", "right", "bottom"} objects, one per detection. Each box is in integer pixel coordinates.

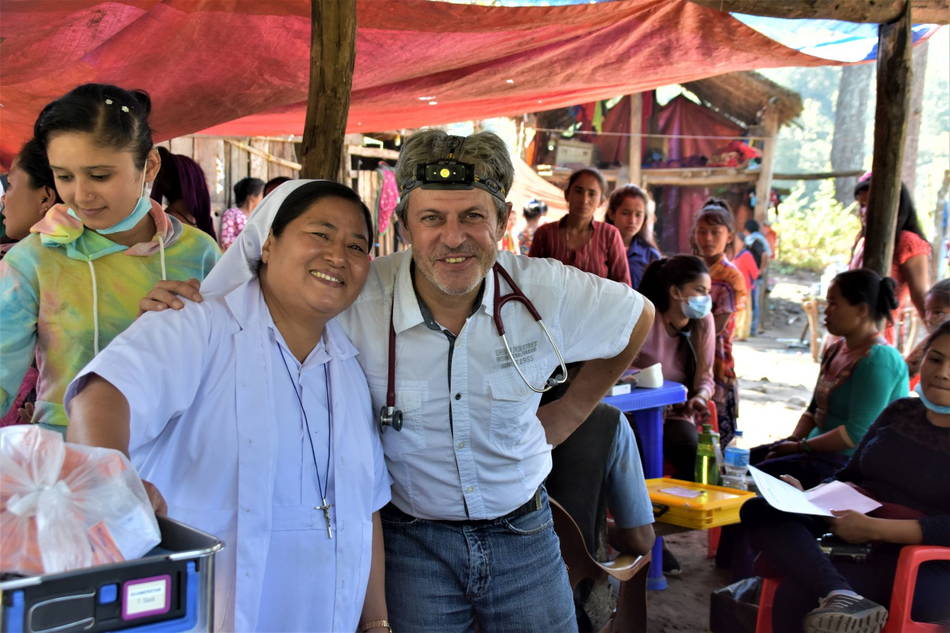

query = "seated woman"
[
  {"left": 633, "top": 255, "right": 715, "bottom": 481},
  {"left": 740, "top": 320, "right": 950, "bottom": 633},
  {"left": 750, "top": 269, "right": 908, "bottom": 488},
  {"left": 528, "top": 167, "right": 630, "bottom": 284},
  {"left": 66, "top": 181, "right": 391, "bottom": 633},
  {"left": 604, "top": 184, "right": 660, "bottom": 289},
  {"left": 718, "top": 269, "right": 910, "bottom": 579}
]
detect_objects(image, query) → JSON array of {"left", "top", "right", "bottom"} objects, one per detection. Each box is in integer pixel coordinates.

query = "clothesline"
[{"left": 527, "top": 127, "right": 770, "bottom": 142}]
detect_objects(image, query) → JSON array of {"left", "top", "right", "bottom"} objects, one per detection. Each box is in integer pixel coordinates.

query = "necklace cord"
[{"left": 275, "top": 343, "right": 332, "bottom": 505}]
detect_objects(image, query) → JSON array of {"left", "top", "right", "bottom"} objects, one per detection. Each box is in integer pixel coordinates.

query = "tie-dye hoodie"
[{"left": 0, "top": 200, "right": 220, "bottom": 427}]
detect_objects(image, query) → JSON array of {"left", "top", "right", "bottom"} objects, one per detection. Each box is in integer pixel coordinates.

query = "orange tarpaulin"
[{"left": 0, "top": 0, "right": 828, "bottom": 165}]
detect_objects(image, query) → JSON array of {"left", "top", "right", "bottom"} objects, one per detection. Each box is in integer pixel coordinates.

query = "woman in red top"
[
  {"left": 850, "top": 179, "right": 931, "bottom": 342},
  {"left": 528, "top": 168, "right": 630, "bottom": 284}
]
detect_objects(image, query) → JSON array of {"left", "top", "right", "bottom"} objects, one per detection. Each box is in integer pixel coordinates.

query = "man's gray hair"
[{"left": 394, "top": 129, "right": 514, "bottom": 227}]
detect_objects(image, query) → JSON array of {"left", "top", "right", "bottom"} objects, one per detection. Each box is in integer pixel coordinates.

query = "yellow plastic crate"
[{"left": 647, "top": 478, "right": 756, "bottom": 529}]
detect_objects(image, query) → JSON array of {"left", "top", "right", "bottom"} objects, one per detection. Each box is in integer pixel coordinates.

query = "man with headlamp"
[
  {"left": 138, "top": 130, "right": 654, "bottom": 632},
  {"left": 340, "top": 130, "right": 654, "bottom": 632}
]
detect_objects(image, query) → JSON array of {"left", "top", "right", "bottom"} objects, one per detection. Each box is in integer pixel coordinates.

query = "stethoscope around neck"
[{"left": 378, "top": 262, "right": 569, "bottom": 432}]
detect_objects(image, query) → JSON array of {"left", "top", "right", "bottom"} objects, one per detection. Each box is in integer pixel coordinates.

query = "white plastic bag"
[{"left": 0, "top": 425, "right": 161, "bottom": 576}]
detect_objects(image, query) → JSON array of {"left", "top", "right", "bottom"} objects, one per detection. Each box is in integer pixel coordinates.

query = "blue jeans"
[{"left": 381, "top": 492, "right": 578, "bottom": 633}]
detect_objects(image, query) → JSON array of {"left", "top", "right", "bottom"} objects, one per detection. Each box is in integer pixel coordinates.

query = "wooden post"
[
  {"left": 901, "top": 40, "right": 929, "bottom": 192},
  {"left": 753, "top": 104, "right": 779, "bottom": 224},
  {"left": 299, "top": 0, "right": 357, "bottom": 180},
  {"left": 627, "top": 93, "right": 643, "bottom": 187},
  {"left": 864, "top": 4, "right": 913, "bottom": 276}
]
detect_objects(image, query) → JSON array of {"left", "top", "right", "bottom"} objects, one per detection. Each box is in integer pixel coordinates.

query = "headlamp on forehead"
[
  {"left": 419, "top": 160, "right": 474, "bottom": 187},
  {"left": 400, "top": 158, "right": 507, "bottom": 204}
]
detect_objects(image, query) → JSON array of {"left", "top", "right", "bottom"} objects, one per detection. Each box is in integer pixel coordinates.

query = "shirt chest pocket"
[
  {"left": 487, "top": 370, "right": 540, "bottom": 451},
  {"left": 371, "top": 381, "right": 429, "bottom": 453}
]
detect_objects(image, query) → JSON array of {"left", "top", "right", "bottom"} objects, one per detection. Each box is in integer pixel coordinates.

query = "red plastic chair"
[
  {"left": 883, "top": 546, "right": 950, "bottom": 632},
  {"left": 754, "top": 545, "right": 950, "bottom": 633}
]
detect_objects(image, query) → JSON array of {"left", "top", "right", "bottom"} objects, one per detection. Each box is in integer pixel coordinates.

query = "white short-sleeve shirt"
[{"left": 337, "top": 250, "right": 643, "bottom": 520}]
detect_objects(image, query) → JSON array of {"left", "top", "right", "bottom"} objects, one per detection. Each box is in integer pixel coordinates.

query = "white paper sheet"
[
  {"left": 748, "top": 466, "right": 832, "bottom": 516},
  {"left": 748, "top": 466, "right": 881, "bottom": 517},
  {"left": 804, "top": 480, "right": 882, "bottom": 515}
]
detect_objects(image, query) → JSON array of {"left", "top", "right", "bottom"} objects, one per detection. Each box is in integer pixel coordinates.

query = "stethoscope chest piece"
[{"left": 379, "top": 405, "right": 403, "bottom": 432}]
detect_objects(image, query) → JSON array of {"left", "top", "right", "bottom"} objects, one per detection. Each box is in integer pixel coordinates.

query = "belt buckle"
[
  {"left": 514, "top": 487, "right": 543, "bottom": 518},
  {"left": 529, "top": 487, "right": 543, "bottom": 512}
]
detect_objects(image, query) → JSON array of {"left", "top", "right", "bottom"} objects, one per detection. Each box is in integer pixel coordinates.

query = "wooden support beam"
[
  {"left": 346, "top": 144, "right": 400, "bottom": 161},
  {"left": 641, "top": 168, "right": 758, "bottom": 187},
  {"left": 224, "top": 139, "right": 302, "bottom": 171},
  {"left": 299, "top": 0, "right": 357, "bottom": 180},
  {"left": 687, "top": 0, "right": 949, "bottom": 24},
  {"left": 627, "top": 93, "right": 643, "bottom": 187},
  {"left": 754, "top": 105, "right": 779, "bottom": 224},
  {"left": 865, "top": 5, "right": 913, "bottom": 276}
]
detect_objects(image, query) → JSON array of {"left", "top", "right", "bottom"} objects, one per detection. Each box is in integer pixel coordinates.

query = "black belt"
[{"left": 387, "top": 487, "right": 544, "bottom": 527}]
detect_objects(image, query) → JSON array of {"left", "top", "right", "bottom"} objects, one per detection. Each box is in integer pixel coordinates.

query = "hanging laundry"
[{"left": 376, "top": 164, "right": 399, "bottom": 235}]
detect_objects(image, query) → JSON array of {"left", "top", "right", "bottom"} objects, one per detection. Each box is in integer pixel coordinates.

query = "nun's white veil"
[{"left": 201, "top": 179, "right": 318, "bottom": 296}]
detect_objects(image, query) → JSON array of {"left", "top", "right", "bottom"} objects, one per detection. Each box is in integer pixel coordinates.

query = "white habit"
[{"left": 66, "top": 277, "right": 391, "bottom": 632}]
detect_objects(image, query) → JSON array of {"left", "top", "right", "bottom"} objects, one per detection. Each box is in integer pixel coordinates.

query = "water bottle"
[
  {"left": 722, "top": 431, "right": 751, "bottom": 490},
  {"left": 695, "top": 423, "right": 721, "bottom": 486}
]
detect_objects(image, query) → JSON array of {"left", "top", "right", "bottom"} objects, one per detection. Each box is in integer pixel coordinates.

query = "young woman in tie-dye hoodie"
[{"left": 0, "top": 84, "right": 219, "bottom": 432}]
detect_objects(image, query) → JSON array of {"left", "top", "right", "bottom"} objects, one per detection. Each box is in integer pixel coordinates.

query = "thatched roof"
[{"left": 682, "top": 70, "right": 803, "bottom": 129}]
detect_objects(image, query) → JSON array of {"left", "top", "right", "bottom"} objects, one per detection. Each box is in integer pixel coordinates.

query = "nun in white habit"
[{"left": 66, "top": 180, "right": 392, "bottom": 633}]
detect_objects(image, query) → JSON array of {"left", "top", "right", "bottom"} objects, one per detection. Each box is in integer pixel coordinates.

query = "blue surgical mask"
[
  {"left": 915, "top": 383, "right": 950, "bottom": 415},
  {"left": 683, "top": 295, "right": 712, "bottom": 319},
  {"left": 96, "top": 193, "right": 152, "bottom": 235}
]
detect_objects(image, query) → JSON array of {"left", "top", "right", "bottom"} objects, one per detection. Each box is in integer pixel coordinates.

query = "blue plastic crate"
[{"left": 1, "top": 517, "right": 222, "bottom": 633}]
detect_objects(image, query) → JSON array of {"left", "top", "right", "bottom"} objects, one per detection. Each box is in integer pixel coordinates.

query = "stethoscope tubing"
[{"left": 379, "top": 261, "right": 568, "bottom": 431}]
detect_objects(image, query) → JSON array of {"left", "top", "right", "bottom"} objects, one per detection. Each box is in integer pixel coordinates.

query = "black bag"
[{"left": 709, "top": 576, "right": 762, "bottom": 633}]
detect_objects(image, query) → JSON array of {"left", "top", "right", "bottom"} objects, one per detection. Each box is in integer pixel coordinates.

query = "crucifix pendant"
[{"left": 317, "top": 498, "right": 334, "bottom": 539}]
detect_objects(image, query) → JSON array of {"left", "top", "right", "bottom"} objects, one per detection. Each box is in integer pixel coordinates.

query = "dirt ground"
[{"left": 646, "top": 270, "right": 821, "bottom": 633}]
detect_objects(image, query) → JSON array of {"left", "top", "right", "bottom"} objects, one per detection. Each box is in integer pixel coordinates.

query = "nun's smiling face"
[{"left": 260, "top": 196, "right": 371, "bottom": 323}]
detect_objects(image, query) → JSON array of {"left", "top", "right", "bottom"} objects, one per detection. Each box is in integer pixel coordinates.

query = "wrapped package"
[{"left": 0, "top": 425, "right": 160, "bottom": 576}]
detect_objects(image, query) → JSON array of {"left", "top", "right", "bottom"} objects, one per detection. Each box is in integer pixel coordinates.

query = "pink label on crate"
[{"left": 122, "top": 574, "right": 171, "bottom": 620}]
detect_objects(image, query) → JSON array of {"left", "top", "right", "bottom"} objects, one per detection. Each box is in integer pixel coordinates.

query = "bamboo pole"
[
  {"left": 772, "top": 170, "right": 865, "bottom": 181},
  {"left": 224, "top": 139, "right": 302, "bottom": 171},
  {"left": 299, "top": 0, "right": 357, "bottom": 180},
  {"left": 864, "top": 4, "right": 913, "bottom": 276},
  {"left": 753, "top": 105, "right": 779, "bottom": 224}
]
